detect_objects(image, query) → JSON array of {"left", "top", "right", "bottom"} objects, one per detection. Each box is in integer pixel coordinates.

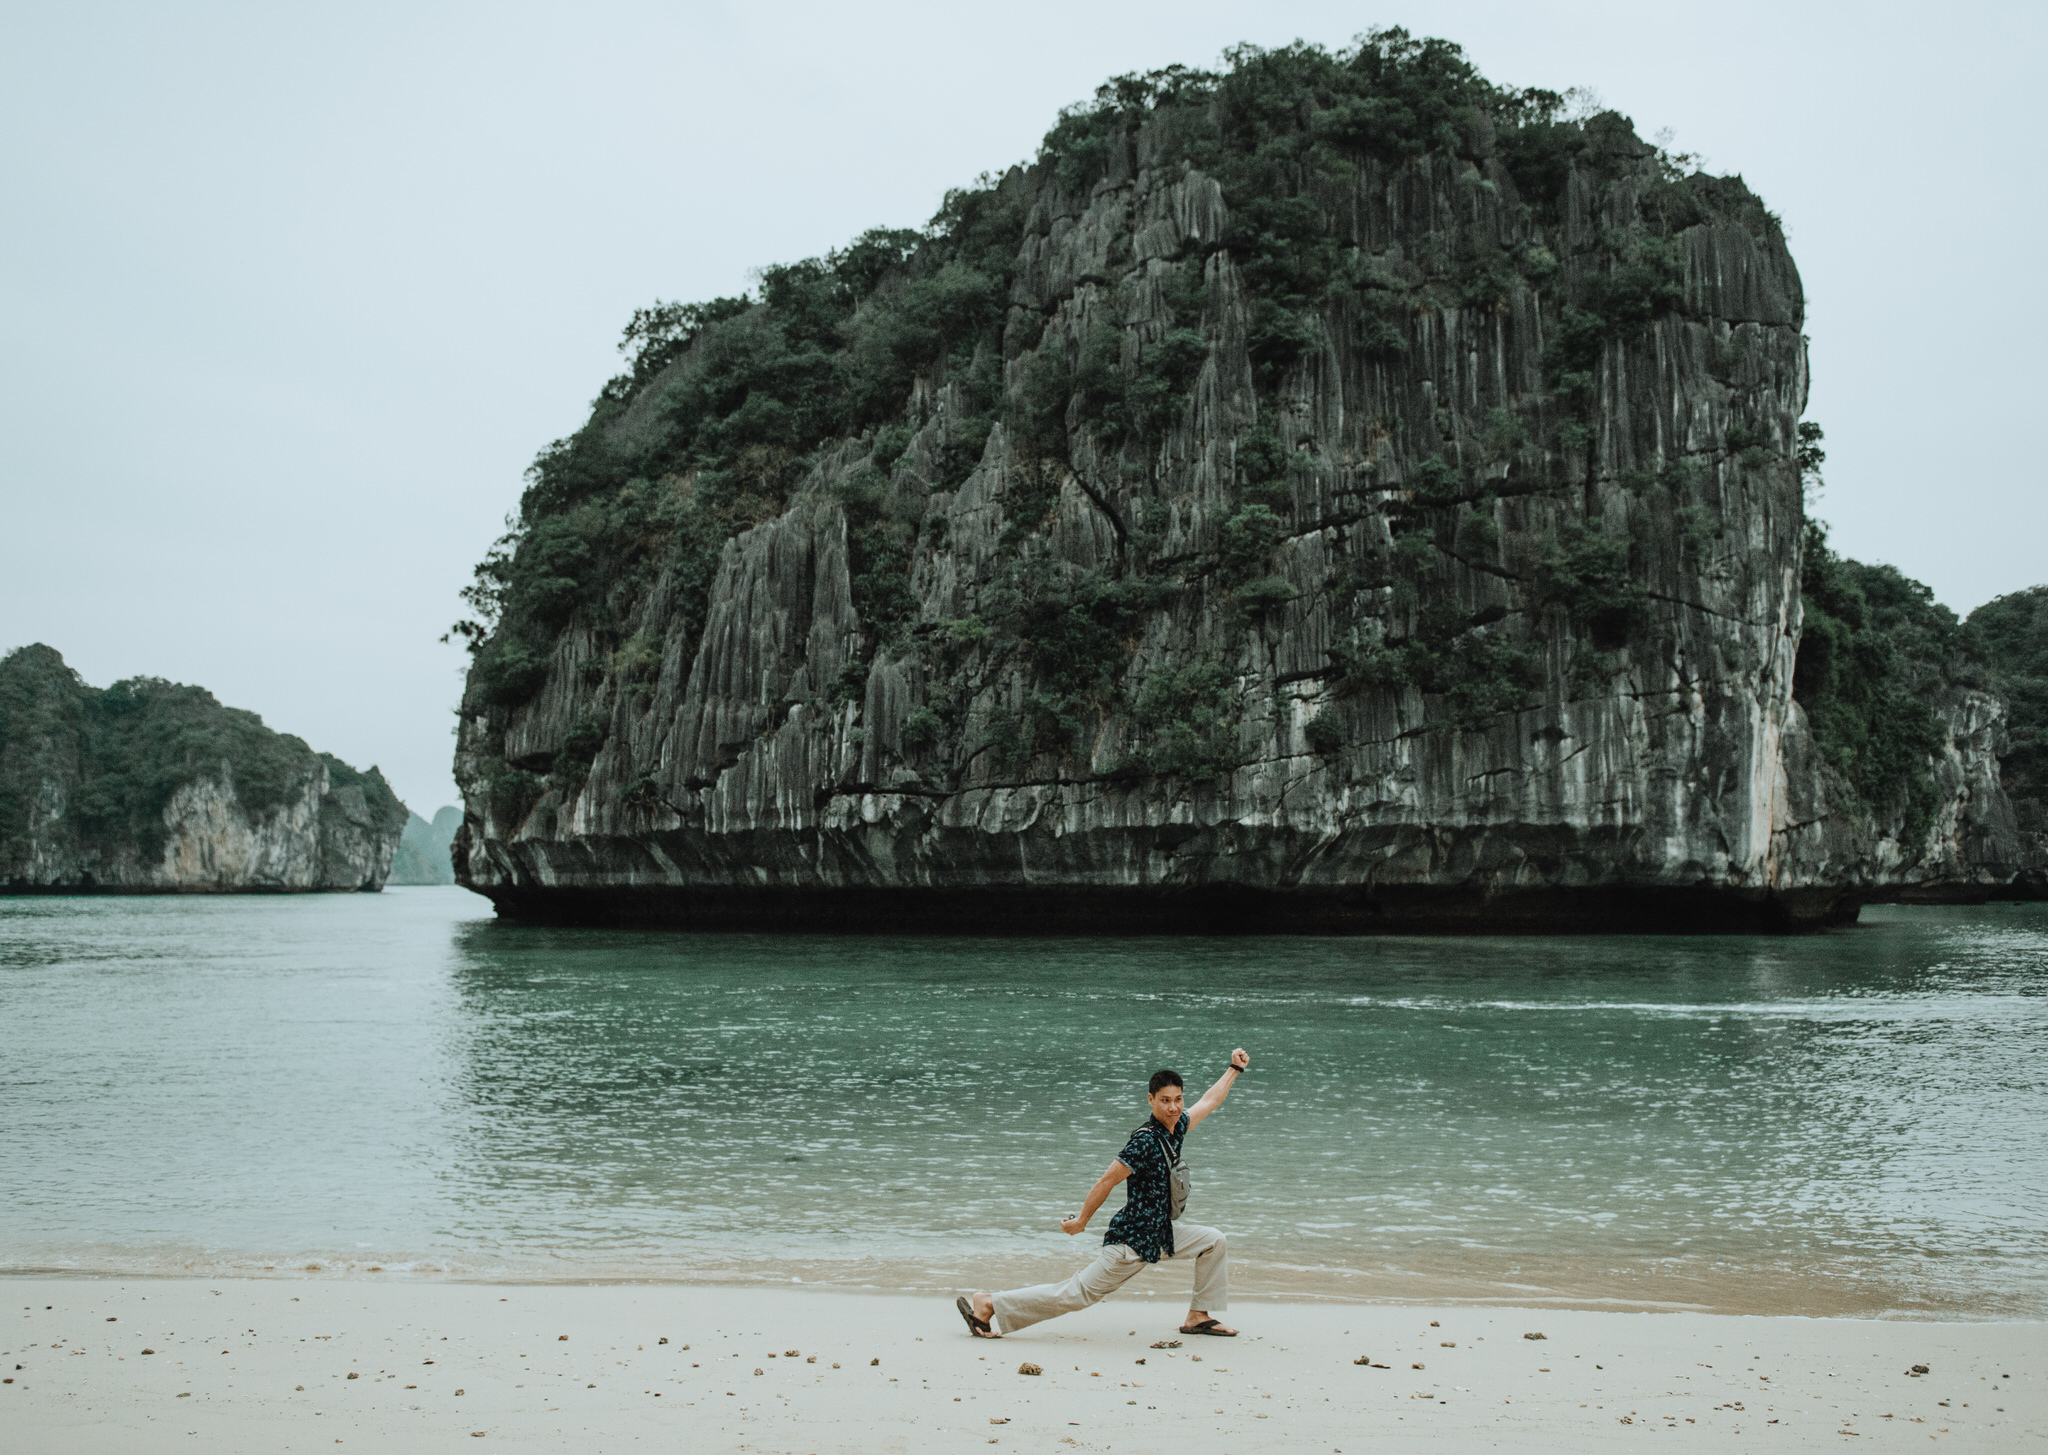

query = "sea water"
[{"left": 2, "top": 888, "right": 2043, "bottom": 1317}]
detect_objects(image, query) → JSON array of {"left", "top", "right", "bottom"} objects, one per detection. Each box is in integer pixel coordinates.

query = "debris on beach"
[
  {"left": 871, "top": 1357, "right": 880, "bottom": 1366},
  {"left": 1018, "top": 1362, "right": 1042, "bottom": 1376},
  {"left": 1430, "top": 1321, "right": 1439, "bottom": 1327},
  {"left": 1412, "top": 1362, "right": 1424, "bottom": 1370},
  {"left": 1149, "top": 1339, "right": 1181, "bottom": 1349},
  {"left": 785, "top": 1349, "right": 799, "bottom": 1357},
  {"left": 1440, "top": 1341, "right": 1456, "bottom": 1347},
  {"left": 1135, "top": 1358, "right": 1146, "bottom": 1365},
  {"left": 1909, "top": 1364, "right": 1930, "bottom": 1376},
  {"left": 1353, "top": 1356, "right": 1371, "bottom": 1365},
  {"left": 1524, "top": 1332, "right": 1547, "bottom": 1340},
  {"left": 658, "top": 1337, "right": 668, "bottom": 1344}
]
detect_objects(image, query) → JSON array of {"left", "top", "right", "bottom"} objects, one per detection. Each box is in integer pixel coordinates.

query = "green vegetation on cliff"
[
  {"left": 1969, "top": 586, "right": 2048, "bottom": 808},
  {"left": 1792, "top": 524, "right": 2048, "bottom": 854},
  {"left": 1793, "top": 527, "right": 1967, "bottom": 847},
  {"left": 0, "top": 644, "right": 402, "bottom": 870}
]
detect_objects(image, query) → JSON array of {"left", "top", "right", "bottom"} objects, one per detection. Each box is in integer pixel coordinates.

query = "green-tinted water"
[{"left": 2, "top": 889, "right": 2043, "bottom": 1316}]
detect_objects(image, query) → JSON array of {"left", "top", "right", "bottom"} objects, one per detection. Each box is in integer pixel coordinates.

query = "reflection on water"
[{"left": 2, "top": 889, "right": 2044, "bottom": 1317}]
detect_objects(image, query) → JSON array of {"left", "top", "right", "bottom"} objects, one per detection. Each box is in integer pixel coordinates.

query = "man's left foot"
[{"left": 1180, "top": 1317, "right": 1237, "bottom": 1336}]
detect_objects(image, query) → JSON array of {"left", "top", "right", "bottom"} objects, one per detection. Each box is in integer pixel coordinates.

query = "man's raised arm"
[{"left": 1185, "top": 1047, "right": 1250, "bottom": 1129}]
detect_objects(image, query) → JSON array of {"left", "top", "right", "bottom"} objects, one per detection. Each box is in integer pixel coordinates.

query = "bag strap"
[{"left": 1153, "top": 1119, "right": 1185, "bottom": 1167}]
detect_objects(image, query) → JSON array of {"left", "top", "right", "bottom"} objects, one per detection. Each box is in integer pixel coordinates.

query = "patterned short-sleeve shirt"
[{"left": 1104, "top": 1112, "right": 1188, "bottom": 1263}]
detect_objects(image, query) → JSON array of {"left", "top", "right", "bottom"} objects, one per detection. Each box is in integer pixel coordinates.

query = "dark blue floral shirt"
[{"left": 1104, "top": 1112, "right": 1187, "bottom": 1262}]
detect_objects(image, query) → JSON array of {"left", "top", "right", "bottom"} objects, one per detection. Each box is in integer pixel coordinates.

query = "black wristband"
[{"left": 1226, "top": 1062, "right": 1245, "bottom": 1073}]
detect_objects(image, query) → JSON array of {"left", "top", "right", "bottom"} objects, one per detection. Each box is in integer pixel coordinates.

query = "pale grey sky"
[{"left": 3, "top": 0, "right": 2042, "bottom": 812}]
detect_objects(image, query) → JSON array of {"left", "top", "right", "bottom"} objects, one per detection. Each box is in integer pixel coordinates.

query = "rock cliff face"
[
  {"left": 1776, "top": 684, "right": 2035, "bottom": 903},
  {"left": 389, "top": 806, "right": 461, "bottom": 886},
  {"left": 450, "top": 39, "right": 2042, "bottom": 930},
  {"left": 0, "top": 644, "right": 406, "bottom": 893},
  {"left": 1966, "top": 585, "right": 2048, "bottom": 899}
]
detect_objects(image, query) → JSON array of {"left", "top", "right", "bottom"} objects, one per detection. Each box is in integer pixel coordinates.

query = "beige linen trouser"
[{"left": 991, "top": 1223, "right": 1228, "bottom": 1335}]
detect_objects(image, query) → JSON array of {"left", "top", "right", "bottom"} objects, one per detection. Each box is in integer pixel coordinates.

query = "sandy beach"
[{"left": 5, "top": 1277, "right": 2041, "bottom": 1452}]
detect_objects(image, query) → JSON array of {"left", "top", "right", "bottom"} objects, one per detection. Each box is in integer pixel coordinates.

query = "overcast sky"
[{"left": 3, "top": 0, "right": 2042, "bottom": 812}]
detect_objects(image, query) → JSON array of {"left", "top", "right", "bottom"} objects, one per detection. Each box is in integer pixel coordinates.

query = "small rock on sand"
[
  {"left": 1524, "top": 1332, "right": 1547, "bottom": 1341},
  {"left": 871, "top": 1358, "right": 880, "bottom": 1366},
  {"left": 1353, "top": 1356, "right": 1371, "bottom": 1365},
  {"left": 1018, "top": 1362, "right": 1042, "bottom": 1376}
]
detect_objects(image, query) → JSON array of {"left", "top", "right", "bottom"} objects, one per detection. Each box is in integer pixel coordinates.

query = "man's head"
[{"left": 1148, "top": 1069, "right": 1184, "bottom": 1126}]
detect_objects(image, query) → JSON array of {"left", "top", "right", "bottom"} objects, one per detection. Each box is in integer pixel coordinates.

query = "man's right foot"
[{"left": 956, "top": 1294, "right": 998, "bottom": 1337}]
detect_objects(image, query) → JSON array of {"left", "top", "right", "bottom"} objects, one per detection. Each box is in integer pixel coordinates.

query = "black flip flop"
[
  {"left": 956, "top": 1295, "right": 996, "bottom": 1338},
  {"left": 1180, "top": 1318, "right": 1237, "bottom": 1337}
]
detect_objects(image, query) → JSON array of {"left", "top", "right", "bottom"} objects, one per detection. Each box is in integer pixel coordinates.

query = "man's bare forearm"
[
  {"left": 1076, "top": 1171, "right": 1119, "bottom": 1225},
  {"left": 1198, "top": 1065, "right": 1239, "bottom": 1107},
  {"left": 1063, "top": 1162, "right": 1130, "bottom": 1234},
  {"left": 1189, "top": 1048, "right": 1250, "bottom": 1123}
]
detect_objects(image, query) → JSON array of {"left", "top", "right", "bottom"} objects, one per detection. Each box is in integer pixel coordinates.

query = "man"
[{"left": 956, "top": 1049, "right": 1251, "bottom": 1339}]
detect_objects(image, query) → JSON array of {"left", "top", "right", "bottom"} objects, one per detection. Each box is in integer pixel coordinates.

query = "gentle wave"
[{"left": 1344, "top": 995, "right": 2048, "bottom": 1021}]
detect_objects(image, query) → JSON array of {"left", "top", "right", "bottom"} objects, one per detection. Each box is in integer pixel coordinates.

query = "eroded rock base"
[{"left": 474, "top": 884, "right": 1861, "bottom": 935}]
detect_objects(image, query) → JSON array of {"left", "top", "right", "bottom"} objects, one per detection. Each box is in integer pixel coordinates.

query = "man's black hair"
[{"left": 1148, "top": 1069, "right": 1184, "bottom": 1096}]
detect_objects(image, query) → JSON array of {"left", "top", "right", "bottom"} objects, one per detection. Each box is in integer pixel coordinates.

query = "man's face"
[{"left": 1149, "top": 1082, "right": 1184, "bottom": 1126}]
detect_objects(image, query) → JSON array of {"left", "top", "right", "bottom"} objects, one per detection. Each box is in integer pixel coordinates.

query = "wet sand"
[{"left": 5, "top": 1277, "right": 2042, "bottom": 1451}]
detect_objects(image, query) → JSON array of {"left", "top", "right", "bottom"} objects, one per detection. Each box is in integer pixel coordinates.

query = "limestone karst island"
[
  {"left": 431, "top": 43, "right": 2047, "bottom": 932},
  {"left": 0, "top": 645, "right": 408, "bottom": 892}
]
